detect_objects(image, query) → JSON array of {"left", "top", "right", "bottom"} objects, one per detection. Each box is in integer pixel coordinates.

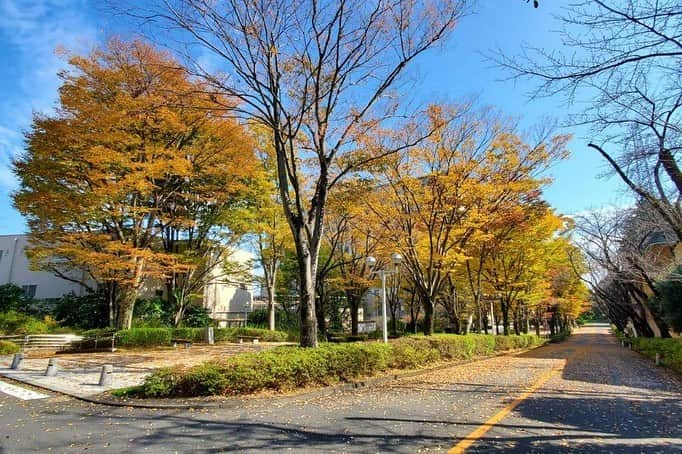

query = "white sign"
[{"left": 358, "top": 321, "right": 377, "bottom": 333}]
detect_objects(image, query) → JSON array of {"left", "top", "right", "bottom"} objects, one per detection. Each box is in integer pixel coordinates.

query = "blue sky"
[{"left": 0, "top": 0, "right": 630, "bottom": 234}]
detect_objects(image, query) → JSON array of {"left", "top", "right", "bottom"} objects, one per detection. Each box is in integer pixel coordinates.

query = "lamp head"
[
  {"left": 365, "top": 256, "right": 377, "bottom": 268},
  {"left": 391, "top": 252, "right": 403, "bottom": 266}
]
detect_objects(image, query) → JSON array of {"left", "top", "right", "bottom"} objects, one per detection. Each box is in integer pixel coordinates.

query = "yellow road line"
[{"left": 447, "top": 365, "right": 562, "bottom": 454}]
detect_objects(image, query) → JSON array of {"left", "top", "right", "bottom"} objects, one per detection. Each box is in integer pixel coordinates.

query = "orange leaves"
[{"left": 14, "top": 39, "right": 259, "bottom": 300}]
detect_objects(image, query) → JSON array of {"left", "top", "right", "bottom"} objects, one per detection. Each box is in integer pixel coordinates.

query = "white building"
[
  {"left": 0, "top": 234, "right": 254, "bottom": 325},
  {"left": 201, "top": 248, "right": 255, "bottom": 327},
  {"left": 0, "top": 235, "right": 85, "bottom": 300}
]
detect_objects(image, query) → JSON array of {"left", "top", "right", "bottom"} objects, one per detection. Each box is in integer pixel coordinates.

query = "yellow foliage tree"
[
  {"left": 13, "top": 39, "right": 258, "bottom": 329},
  {"left": 367, "top": 105, "right": 570, "bottom": 335}
]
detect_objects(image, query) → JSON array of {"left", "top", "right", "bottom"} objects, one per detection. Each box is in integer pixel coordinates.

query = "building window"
[{"left": 22, "top": 285, "right": 37, "bottom": 299}]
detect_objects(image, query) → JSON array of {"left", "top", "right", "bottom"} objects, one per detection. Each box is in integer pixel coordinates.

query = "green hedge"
[
  {"left": 213, "top": 328, "right": 289, "bottom": 343},
  {"left": 108, "top": 327, "right": 289, "bottom": 348},
  {"left": 0, "top": 340, "right": 20, "bottom": 355},
  {"left": 630, "top": 337, "right": 682, "bottom": 375},
  {"left": 115, "top": 328, "right": 173, "bottom": 347},
  {"left": 140, "top": 333, "right": 543, "bottom": 397}
]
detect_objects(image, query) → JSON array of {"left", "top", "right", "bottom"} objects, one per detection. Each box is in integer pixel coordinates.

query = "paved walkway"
[
  {"left": 0, "top": 324, "right": 680, "bottom": 452},
  {"left": 0, "top": 356, "right": 145, "bottom": 397},
  {"left": 0, "top": 342, "right": 281, "bottom": 397}
]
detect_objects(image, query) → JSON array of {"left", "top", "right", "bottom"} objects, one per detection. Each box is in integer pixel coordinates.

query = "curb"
[{"left": 2, "top": 344, "right": 544, "bottom": 409}]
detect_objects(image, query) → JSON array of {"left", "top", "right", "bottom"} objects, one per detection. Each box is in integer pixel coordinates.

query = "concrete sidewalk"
[
  {"left": 0, "top": 342, "right": 285, "bottom": 400},
  {"left": 0, "top": 354, "right": 148, "bottom": 398}
]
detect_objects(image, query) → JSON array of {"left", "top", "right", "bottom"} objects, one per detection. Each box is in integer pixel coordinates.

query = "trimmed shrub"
[
  {"left": 141, "top": 333, "right": 544, "bottom": 398},
  {"left": 103, "top": 327, "right": 290, "bottom": 348},
  {"left": 0, "top": 340, "right": 20, "bottom": 355},
  {"left": 142, "top": 368, "right": 181, "bottom": 397},
  {"left": 213, "top": 327, "right": 289, "bottom": 343},
  {"left": 115, "top": 328, "right": 172, "bottom": 347},
  {"left": 171, "top": 327, "right": 206, "bottom": 343}
]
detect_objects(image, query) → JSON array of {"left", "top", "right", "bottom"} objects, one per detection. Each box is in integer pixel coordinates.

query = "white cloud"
[{"left": 564, "top": 204, "right": 634, "bottom": 220}]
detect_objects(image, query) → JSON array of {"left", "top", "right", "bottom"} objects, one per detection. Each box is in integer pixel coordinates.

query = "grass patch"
[
  {"left": 140, "top": 333, "right": 544, "bottom": 398},
  {"left": 110, "top": 385, "right": 144, "bottom": 397}
]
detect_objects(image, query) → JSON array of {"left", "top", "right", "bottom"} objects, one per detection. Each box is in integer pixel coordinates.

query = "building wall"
[
  {"left": 202, "top": 248, "right": 254, "bottom": 325},
  {"left": 0, "top": 234, "right": 256, "bottom": 325},
  {"left": 0, "top": 235, "right": 86, "bottom": 299}
]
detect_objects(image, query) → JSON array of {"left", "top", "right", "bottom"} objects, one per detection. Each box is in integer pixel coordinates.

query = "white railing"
[{"left": 0, "top": 334, "right": 83, "bottom": 351}]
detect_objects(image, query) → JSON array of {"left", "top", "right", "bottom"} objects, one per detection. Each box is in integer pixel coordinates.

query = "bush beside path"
[{"left": 139, "top": 334, "right": 544, "bottom": 398}]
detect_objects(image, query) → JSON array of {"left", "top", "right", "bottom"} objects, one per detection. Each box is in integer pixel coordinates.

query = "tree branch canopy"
[{"left": 132, "top": 0, "right": 469, "bottom": 346}]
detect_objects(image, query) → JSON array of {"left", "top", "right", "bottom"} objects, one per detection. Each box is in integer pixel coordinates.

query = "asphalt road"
[{"left": 0, "top": 324, "right": 680, "bottom": 453}]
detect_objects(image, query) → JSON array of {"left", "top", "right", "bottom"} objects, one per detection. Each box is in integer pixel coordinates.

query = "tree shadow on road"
[
  {"left": 517, "top": 329, "right": 681, "bottom": 392},
  {"left": 22, "top": 405, "right": 458, "bottom": 454},
  {"left": 469, "top": 393, "right": 682, "bottom": 453}
]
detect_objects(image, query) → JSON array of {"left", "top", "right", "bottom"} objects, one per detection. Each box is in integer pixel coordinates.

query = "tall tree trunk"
[
  {"left": 117, "top": 286, "right": 137, "bottom": 330},
  {"left": 408, "top": 290, "right": 419, "bottom": 333},
  {"left": 116, "top": 258, "right": 144, "bottom": 330},
  {"left": 173, "top": 298, "right": 186, "bottom": 327},
  {"left": 535, "top": 307, "right": 541, "bottom": 336},
  {"left": 476, "top": 292, "right": 487, "bottom": 334},
  {"left": 489, "top": 301, "right": 496, "bottom": 336},
  {"left": 349, "top": 295, "right": 359, "bottom": 336},
  {"left": 422, "top": 296, "right": 434, "bottom": 336},
  {"left": 501, "top": 299, "right": 510, "bottom": 336},
  {"left": 390, "top": 305, "right": 398, "bottom": 336},
  {"left": 262, "top": 255, "right": 278, "bottom": 332},
  {"left": 107, "top": 281, "right": 117, "bottom": 328},
  {"left": 267, "top": 281, "right": 276, "bottom": 331},
  {"left": 296, "top": 243, "right": 319, "bottom": 348},
  {"left": 316, "top": 282, "right": 327, "bottom": 337}
]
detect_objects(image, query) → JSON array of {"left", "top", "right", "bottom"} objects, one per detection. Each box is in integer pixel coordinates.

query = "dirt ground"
[{"left": 25, "top": 342, "right": 291, "bottom": 371}]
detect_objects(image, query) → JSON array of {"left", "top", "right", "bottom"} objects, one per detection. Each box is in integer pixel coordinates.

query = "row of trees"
[
  {"left": 499, "top": 0, "right": 681, "bottom": 337},
  {"left": 14, "top": 1, "right": 589, "bottom": 345},
  {"left": 253, "top": 106, "right": 588, "bottom": 338},
  {"left": 12, "top": 38, "right": 587, "bottom": 340},
  {"left": 576, "top": 204, "right": 680, "bottom": 336}
]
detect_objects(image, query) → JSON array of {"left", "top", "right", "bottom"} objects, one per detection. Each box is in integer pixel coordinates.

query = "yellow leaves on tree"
[
  {"left": 364, "top": 103, "right": 571, "bottom": 335},
  {"left": 13, "top": 39, "right": 258, "bottom": 329}
]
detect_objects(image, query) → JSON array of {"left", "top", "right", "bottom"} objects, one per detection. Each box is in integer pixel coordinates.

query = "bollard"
[
  {"left": 98, "top": 364, "right": 113, "bottom": 386},
  {"left": 45, "top": 358, "right": 59, "bottom": 377},
  {"left": 10, "top": 353, "right": 24, "bottom": 370},
  {"left": 205, "top": 326, "right": 215, "bottom": 345},
  {"left": 655, "top": 353, "right": 661, "bottom": 366}
]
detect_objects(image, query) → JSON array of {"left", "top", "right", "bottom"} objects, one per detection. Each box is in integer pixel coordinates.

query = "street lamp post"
[{"left": 366, "top": 253, "right": 403, "bottom": 344}]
